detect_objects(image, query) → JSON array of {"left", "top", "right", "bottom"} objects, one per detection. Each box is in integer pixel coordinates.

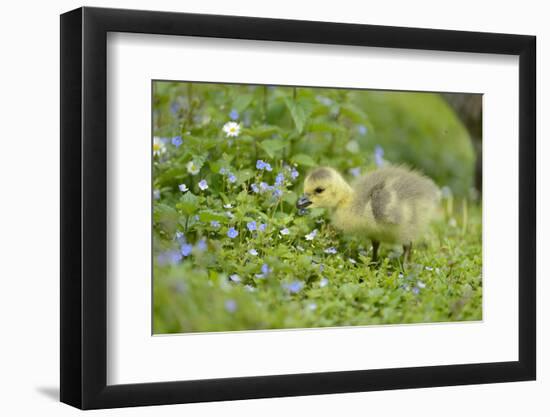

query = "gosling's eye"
[{"left": 314, "top": 187, "right": 325, "bottom": 194}]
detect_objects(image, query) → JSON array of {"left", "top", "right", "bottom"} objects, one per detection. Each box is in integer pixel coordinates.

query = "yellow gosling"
[{"left": 296, "top": 166, "right": 440, "bottom": 263}]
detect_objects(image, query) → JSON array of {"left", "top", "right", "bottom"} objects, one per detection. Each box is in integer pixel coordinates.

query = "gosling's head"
[{"left": 296, "top": 167, "right": 353, "bottom": 210}]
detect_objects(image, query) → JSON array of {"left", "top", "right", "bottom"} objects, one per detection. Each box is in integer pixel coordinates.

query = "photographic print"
[{"left": 152, "top": 81, "right": 482, "bottom": 334}]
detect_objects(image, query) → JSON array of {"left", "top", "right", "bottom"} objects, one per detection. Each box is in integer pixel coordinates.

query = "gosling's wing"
[{"left": 355, "top": 179, "right": 401, "bottom": 225}]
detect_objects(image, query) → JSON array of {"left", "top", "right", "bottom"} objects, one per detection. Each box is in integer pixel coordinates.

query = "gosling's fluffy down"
[{"left": 298, "top": 165, "right": 440, "bottom": 261}]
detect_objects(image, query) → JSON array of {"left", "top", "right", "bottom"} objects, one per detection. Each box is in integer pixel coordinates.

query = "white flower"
[
  {"left": 198, "top": 179, "right": 208, "bottom": 190},
  {"left": 223, "top": 121, "right": 241, "bottom": 138},
  {"left": 348, "top": 258, "right": 357, "bottom": 264},
  {"left": 178, "top": 184, "right": 188, "bottom": 193},
  {"left": 319, "top": 277, "right": 329, "bottom": 288},
  {"left": 153, "top": 137, "right": 166, "bottom": 156},
  {"left": 223, "top": 203, "right": 233, "bottom": 209},
  {"left": 186, "top": 160, "right": 200, "bottom": 175}
]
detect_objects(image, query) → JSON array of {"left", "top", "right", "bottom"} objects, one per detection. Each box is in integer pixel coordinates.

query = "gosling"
[{"left": 296, "top": 166, "right": 440, "bottom": 263}]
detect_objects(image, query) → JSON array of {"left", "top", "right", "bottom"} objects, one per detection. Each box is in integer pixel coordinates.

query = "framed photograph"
[{"left": 60, "top": 6, "right": 536, "bottom": 409}]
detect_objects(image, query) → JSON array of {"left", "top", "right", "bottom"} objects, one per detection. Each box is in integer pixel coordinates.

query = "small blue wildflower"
[
  {"left": 227, "top": 227, "right": 239, "bottom": 238},
  {"left": 247, "top": 221, "right": 257, "bottom": 232},
  {"left": 256, "top": 160, "right": 267, "bottom": 170},
  {"left": 171, "top": 136, "right": 183, "bottom": 147},
  {"left": 175, "top": 231, "right": 186, "bottom": 243},
  {"left": 272, "top": 188, "right": 283, "bottom": 198},
  {"left": 319, "top": 264, "right": 325, "bottom": 273},
  {"left": 224, "top": 299, "right": 237, "bottom": 313},
  {"left": 228, "top": 174, "right": 237, "bottom": 183},
  {"left": 157, "top": 250, "right": 182, "bottom": 266},
  {"left": 249, "top": 249, "right": 258, "bottom": 256},
  {"left": 305, "top": 229, "right": 318, "bottom": 241},
  {"left": 412, "top": 287, "right": 420, "bottom": 295},
  {"left": 229, "top": 274, "right": 241, "bottom": 283},
  {"left": 264, "top": 162, "right": 272, "bottom": 172},
  {"left": 153, "top": 189, "right": 161, "bottom": 200},
  {"left": 170, "top": 101, "right": 180, "bottom": 114},
  {"left": 229, "top": 109, "right": 239, "bottom": 120},
  {"left": 178, "top": 183, "right": 189, "bottom": 193},
  {"left": 324, "top": 247, "right": 337, "bottom": 254},
  {"left": 320, "top": 277, "right": 329, "bottom": 288},
  {"left": 275, "top": 173, "right": 285, "bottom": 186},
  {"left": 210, "top": 220, "right": 220, "bottom": 229},
  {"left": 258, "top": 223, "right": 267, "bottom": 232},
  {"left": 283, "top": 280, "right": 304, "bottom": 294},
  {"left": 358, "top": 125, "right": 368, "bottom": 135},
  {"left": 181, "top": 243, "right": 193, "bottom": 257},
  {"left": 261, "top": 264, "right": 270, "bottom": 275},
  {"left": 290, "top": 167, "right": 299, "bottom": 180},
  {"left": 251, "top": 183, "right": 260, "bottom": 193},
  {"left": 280, "top": 228, "right": 290, "bottom": 236},
  {"left": 219, "top": 167, "right": 227, "bottom": 175},
  {"left": 374, "top": 145, "right": 385, "bottom": 167},
  {"left": 308, "top": 302, "right": 317, "bottom": 311},
  {"left": 349, "top": 167, "right": 361, "bottom": 178},
  {"left": 259, "top": 182, "right": 272, "bottom": 192},
  {"left": 196, "top": 239, "right": 207, "bottom": 252},
  {"left": 198, "top": 179, "right": 208, "bottom": 191}
]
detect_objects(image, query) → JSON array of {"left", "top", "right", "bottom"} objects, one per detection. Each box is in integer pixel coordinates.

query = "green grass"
[{"left": 152, "top": 81, "right": 482, "bottom": 334}]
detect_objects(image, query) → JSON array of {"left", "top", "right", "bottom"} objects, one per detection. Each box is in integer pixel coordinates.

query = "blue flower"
[
  {"left": 280, "top": 228, "right": 290, "bottom": 236},
  {"left": 228, "top": 174, "right": 237, "bottom": 183},
  {"left": 290, "top": 168, "right": 299, "bottom": 180},
  {"left": 259, "top": 182, "right": 272, "bottom": 192},
  {"left": 229, "top": 109, "right": 239, "bottom": 120},
  {"left": 171, "top": 136, "right": 183, "bottom": 147},
  {"left": 227, "top": 227, "right": 239, "bottom": 238},
  {"left": 258, "top": 223, "right": 267, "bottom": 232},
  {"left": 247, "top": 221, "right": 257, "bottom": 232},
  {"left": 261, "top": 263, "right": 272, "bottom": 276},
  {"left": 178, "top": 183, "right": 189, "bottom": 193},
  {"left": 305, "top": 229, "right": 318, "bottom": 241},
  {"left": 196, "top": 239, "right": 207, "bottom": 252},
  {"left": 319, "top": 277, "right": 329, "bottom": 288},
  {"left": 224, "top": 299, "right": 237, "bottom": 313},
  {"left": 348, "top": 167, "right": 361, "bottom": 178},
  {"left": 198, "top": 179, "right": 208, "bottom": 190},
  {"left": 275, "top": 173, "right": 285, "bottom": 186},
  {"left": 157, "top": 250, "right": 182, "bottom": 266},
  {"left": 308, "top": 302, "right": 317, "bottom": 311},
  {"left": 210, "top": 220, "right": 220, "bottom": 229},
  {"left": 229, "top": 274, "right": 241, "bottom": 283},
  {"left": 256, "top": 160, "right": 272, "bottom": 171},
  {"left": 374, "top": 145, "right": 385, "bottom": 167},
  {"left": 412, "top": 287, "right": 420, "bottom": 295},
  {"left": 175, "top": 231, "right": 186, "bottom": 243},
  {"left": 324, "top": 247, "right": 337, "bottom": 254},
  {"left": 251, "top": 183, "right": 260, "bottom": 193},
  {"left": 272, "top": 189, "right": 283, "bottom": 198},
  {"left": 358, "top": 125, "right": 368, "bottom": 135},
  {"left": 219, "top": 167, "right": 227, "bottom": 175},
  {"left": 283, "top": 280, "right": 304, "bottom": 294},
  {"left": 181, "top": 243, "right": 193, "bottom": 257},
  {"left": 249, "top": 249, "right": 258, "bottom": 256}
]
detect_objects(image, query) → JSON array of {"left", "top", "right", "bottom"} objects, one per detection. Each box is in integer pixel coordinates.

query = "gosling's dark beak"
[{"left": 296, "top": 195, "right": 312, "bottom": 209}]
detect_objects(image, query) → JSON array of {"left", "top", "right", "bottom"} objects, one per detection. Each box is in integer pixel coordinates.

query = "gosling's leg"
[
  {"left": 403, "top": 242, "right": 413, "bottom": 264},
  {"left": 372, "top": 240, "right": 380, "bottom": 263}
]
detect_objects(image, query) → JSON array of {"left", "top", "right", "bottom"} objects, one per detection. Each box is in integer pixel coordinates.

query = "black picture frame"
[{"left": 60, "top": 6, "right": 536, "bottom": 410}]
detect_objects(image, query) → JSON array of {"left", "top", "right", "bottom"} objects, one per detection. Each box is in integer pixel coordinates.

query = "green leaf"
[
  {"left": 284, "top": 97, "right": 308, "bottom": 134},
  {"left": 232, "top": 94, "right": 254, "bottom": 112},
  {"left": 291, "top": 154, "right": 317, "bottom": 167},
  {"left": 176, "top": 192, "right": 199, "bottom": 216},
  {"left": 260, "top": 139, "right": 287, "bottom": 158},
  {"left": 198, "top": 210, "right": 226, "bottom": 223}
]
